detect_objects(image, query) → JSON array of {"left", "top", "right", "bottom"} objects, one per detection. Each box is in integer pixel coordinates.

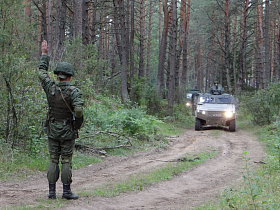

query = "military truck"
[{"left": 194, "top": 93, "right": 237, "bottom": 131}]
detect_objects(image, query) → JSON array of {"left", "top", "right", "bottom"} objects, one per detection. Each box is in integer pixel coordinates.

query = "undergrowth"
[
  {"left": 0, "top": 94, "right": 192, "bottom": 180},
  {"left": 0, "top": 141, "right": 100, "bottom": 181}
]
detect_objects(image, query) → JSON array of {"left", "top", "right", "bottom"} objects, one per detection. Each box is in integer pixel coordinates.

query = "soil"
[{"left": 0, "top": 127, "right": 265, "bottom": 210}]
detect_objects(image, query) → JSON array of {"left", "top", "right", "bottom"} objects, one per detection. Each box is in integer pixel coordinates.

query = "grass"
[
  {"left": 155, "top": 115, "right": 194, "bottom": 136},
  {"left": 0, "top": 116, "right": 191, "bottom": 181},
  {"left": 0, "top": 143, "right": 101, "bottom": 181}
]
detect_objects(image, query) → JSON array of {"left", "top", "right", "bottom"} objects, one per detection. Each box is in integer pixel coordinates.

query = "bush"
[
  {"left": 241, "top": 82, "right": 280, "bottom": 125},
  {"left": 83, "top": 96, "right": 161, "bottom": 140}
]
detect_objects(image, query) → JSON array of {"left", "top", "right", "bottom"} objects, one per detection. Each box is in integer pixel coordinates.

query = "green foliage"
[
  {"left": 240, "top": 152, "right": 260, "bottom": 209},
  {"left": 0, "top": 139, "right": 101, "bottom": 181},
  {"left": 0, "top": 141, "right": 49, "bottom": 181},
  {"left": 83, "top": 96, "right": 161, "bottom": 139},
  {"left": 241, "top": 82, "right": 280, "bottom": 125},
  {"left": 131, "top": 76, "right": 146, "bottom": 106},
  {"left": 64, "top": 38, "right": 109, "bottom": 94},
  {"left": 144, "top": 84, "right": 162, "bottom": 115},
  {"left": 0, "top": 0, "right": 39, "bottom": 149}
]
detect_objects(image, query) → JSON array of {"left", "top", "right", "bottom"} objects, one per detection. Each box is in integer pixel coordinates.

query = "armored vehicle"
[{"left": 194, "top": 93, "right": 237, "bottom": 131}]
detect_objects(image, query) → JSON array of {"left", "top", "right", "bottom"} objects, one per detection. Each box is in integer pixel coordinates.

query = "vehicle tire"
[
  {"left": 195, "top": 118, "right": 202, "bottom": 131},
  {"left": 229, "top": 119, "right": 236, "bottom": 132}
]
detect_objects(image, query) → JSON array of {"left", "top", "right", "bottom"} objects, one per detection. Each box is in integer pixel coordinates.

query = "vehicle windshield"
[
  {"left": 201, "top": 95, "right": 234, "bottom": 104},
  {"left": 217, "top": 96, "right": 232, "bottom": 104},
  {"left": 203, "top": 97, "right": 215, "bottom": 103}
]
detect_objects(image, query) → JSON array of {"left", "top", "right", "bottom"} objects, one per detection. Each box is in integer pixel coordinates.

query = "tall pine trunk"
[
  {"left": 239, "top": 0, "right": 249, "bottom": 90},
  {"left": 167, "top": 0, "right": 177, "bottom": 115},
  {"left": 138, "top": 0, "right": 145, "bottom": 78},
  {"left": 224, "top": 0, "right": 232, "bottom": 93},
  {"left": 157, "top": 0, "right": 169, "bottom": 97},
  {"left": 264, "top": 0, "right": 271, "bottom": 86},
  {"left": 146, "top": 0, "right": 152, "bottom": 81}
]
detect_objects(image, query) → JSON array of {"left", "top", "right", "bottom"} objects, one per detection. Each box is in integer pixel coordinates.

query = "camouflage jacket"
[
  {"left": 209, "top": 84, "right": 224, "bottom": 95},
  {"left": 39, "top": 55, "right": 83, "bottom": 140}
]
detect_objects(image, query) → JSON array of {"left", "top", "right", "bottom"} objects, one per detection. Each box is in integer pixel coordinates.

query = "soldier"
[
  {"left": 39, "top": 40, "right": 84, "bottom": 200},
  {"left": 209, "top": 81, "right": 224, "bottom": 95}
]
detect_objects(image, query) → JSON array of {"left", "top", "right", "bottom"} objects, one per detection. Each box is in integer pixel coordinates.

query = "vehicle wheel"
[
  {"left": 195, "top": 118, "right": 202, "bottom": 131},
  {"left": 229, "top": 119, "right": 236, "bottom": 132}
]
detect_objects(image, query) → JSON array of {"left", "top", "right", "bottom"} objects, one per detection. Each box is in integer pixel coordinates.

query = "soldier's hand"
[{"left": 41, "top": 40, "right": 48, "bottom": 55}]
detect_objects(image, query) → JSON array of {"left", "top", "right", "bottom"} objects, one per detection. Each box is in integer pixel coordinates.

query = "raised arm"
[
  {"left": 41, "top": 40, "right": 48, "bottom": 55},
  {"left": 39, "top": 40, "right": 52, "bottom": 91}
]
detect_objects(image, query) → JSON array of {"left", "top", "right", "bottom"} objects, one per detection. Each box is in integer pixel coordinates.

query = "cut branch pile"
[{"left": 75, "top": 130, "right": 132, "bottom": 155}]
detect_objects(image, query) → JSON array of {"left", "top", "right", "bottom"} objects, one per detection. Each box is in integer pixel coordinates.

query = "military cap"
[{"left": 54, "top": 62, "right": 75, "bottom": 76}]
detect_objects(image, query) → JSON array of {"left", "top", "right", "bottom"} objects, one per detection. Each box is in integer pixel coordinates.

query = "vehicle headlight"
[
  {"left": 186, "top": 102, "right": 191, "bottom": 107},
  {"left": 197, "top": 110, "right": 206, "bottom": 114},
  {"left": 225, "top": 111, "right": 233, "bottom": 118}
]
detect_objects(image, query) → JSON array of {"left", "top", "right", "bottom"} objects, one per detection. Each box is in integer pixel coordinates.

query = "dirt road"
[{"left": 0, "top": 128, "right": 265, "bottom": 209}]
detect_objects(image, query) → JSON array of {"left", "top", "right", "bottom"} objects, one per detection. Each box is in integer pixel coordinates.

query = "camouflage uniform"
[
  {"left": 39, "top": 55, "right": 83, "bottom": 199},
  {"left": 209, "top": 83, "right": 224, "bottom": 95}
]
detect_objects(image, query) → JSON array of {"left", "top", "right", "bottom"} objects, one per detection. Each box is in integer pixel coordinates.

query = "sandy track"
[{"left": 0, "top": 128, "right": 265, "bottom": 209}]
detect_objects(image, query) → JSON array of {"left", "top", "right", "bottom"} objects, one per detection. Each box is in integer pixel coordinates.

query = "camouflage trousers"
[{"left": 47, "top": 138, "right": 75, "bottom": 184}]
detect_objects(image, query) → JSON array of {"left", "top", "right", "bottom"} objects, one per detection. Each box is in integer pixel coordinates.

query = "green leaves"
[
  {"left": 241, "top": 82, "right": 280, "bottom": 126},
  {"left": 84, "top": 99, "right": 160, "bottom": 138}
]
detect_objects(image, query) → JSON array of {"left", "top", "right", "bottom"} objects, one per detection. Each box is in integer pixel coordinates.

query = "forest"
[
  {"left": 1, "top": 0, "right": 280, "bottom": 147},
  {"left": 1, "top": 0, "right": 280, "bottom": 208}
]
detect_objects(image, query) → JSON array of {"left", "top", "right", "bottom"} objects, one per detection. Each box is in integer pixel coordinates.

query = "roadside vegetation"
[
  {"left": 0, "top": 93, "right": 193, "bottom": 181},
  {"left": 196, "top": 82, "right": 280, "bottom": 210}
]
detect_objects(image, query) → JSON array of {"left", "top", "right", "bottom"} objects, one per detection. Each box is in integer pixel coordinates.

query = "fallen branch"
[
  {"left": 151, "top": 157, "right": 200, "bottom": 163},
  {"left": 75, "top": 130, "right": 132, "bottom": 155}
]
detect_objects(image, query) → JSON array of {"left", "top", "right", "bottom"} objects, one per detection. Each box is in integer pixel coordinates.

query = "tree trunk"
[
  {"left": 197, "top": 39, "right": 203, "bottom": 91},
  {"left": 116, "top": 0, "right": 128, "bottom": 103},
  {"left": 256, "top": 4, "right": 264, "bottom": 89},
  {"left": 42, "top": 0, "right": 47, "bottom": 41},
  {"left": 73, "top": 0, "right": 82, "bottom": 38},
  {"left": 158, "top": 0, "right": 161, "bottom": 44},
  {"left": 138, "top": 0, "right": 145, "bottom": 78},
  {"left": 113, "top": 1, "right": 122, "bottom": 64},
  {"left": 23, "top": 0, "right": 31, "bottom": 23},
  {"left": 278, "top": 0, "right": 280, "bottom": 80},
  {"left": 179, "top": 0, "right": 191, "bottom": 104},
  {"left": 167, "top": 0, "right": 177, "bottom": 115},
  {"left": 209, "top": 9, "right": 216, "bottom": 89},
  {"left": 90, "top": 0, "right": 97, "bottom": 44},
  {"left": 175, "top": 0, "right": 186, "bottom": 103},
  {"left": 47, "top": 0, "right": 53, "bottom": 57},
  {"left": 224, "top": 0, "right": 232, "bottom": 94},
  {"left": 129, "top": 0, "right": 135, "bottom": 101},
  {"left": 264, "top": 0, "right": 271, "bottom": 86},
  {"left": 157, "top": 0, "right": 169, "bottom": 97},
  {"left": 146, "top": 0, "right": 152, "bottom": 81},
  {"left": 239, "top": 0, "right": 249, "bottom": 90},
  {"left": 82, "top": 0, "right": 89, "bottom": 45},
  {"left": 54, "top": 0, "right": 66, "bottom": 61},
  {"left": 4, "top": 77, "right": 18, "bottom": 147},
  {"left": 232, "top": 9, "right": 238, "bottom": 93}
]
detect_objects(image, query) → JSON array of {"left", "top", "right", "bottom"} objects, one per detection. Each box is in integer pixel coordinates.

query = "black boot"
[
  {"left": 62, "top": 184, "right": 78, "bottom": 200},
  {"left": 48, "top": 183, "right": 56, "bottom": 199}
]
